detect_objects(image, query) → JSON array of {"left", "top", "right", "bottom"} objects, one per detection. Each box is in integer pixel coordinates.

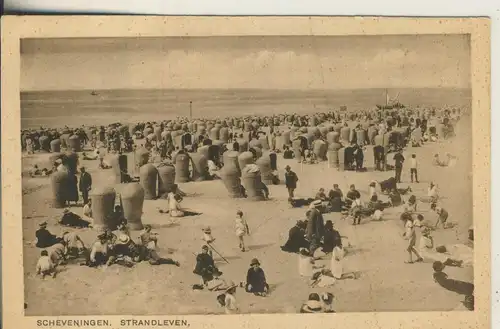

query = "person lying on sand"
[
  {"left": 418, "top": 228, "right": 463, "bottom": 267},
  {"left": 59, "top": 208, "right": 92, "bottom": 228},
  {"left": 82, "top": 152, "right": 98, "bottom": 160},
  {"left": 432, "top": 261, "right": 474, "bottom": 296}
]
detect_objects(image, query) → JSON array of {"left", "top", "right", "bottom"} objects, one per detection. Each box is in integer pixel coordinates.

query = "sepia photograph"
[{"left": 1, "top": 16, "right": 491, "bottom": 329}]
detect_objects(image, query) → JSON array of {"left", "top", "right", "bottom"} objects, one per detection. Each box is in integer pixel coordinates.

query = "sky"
[{"left": 20, "top": 35, "right": 471, "bottom": 91}]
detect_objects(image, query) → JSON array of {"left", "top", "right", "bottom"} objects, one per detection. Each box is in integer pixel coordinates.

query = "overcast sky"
[{"left": 20, "top": 35, "right": 471, "bottom": 91}]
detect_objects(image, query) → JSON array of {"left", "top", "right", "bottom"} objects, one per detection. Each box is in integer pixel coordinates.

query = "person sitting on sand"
[
  {"left": 206, "top": 270, "right": 231, "bottom": 292},
  {"left": 283, "top": 146, "right": 294, "bottom": 159},
  {"left": 418, "top": 228, "right": 463, "bottom": 267},
  {"left": 82, "top": 199, "right": 93, "bottom": 220},
  {"left": 298, "top": 248, "right": 324, "bottom": 278},
  {"left": 245, "top": 258, "right": 269, "bottom": 297},
  {"left": 107, "top": 234, "right": 140, "bottom": 267},
  {"left": 167, "top": 192, "right": 185, "bottom": 218},
  {"left": 299, "top": 293, "right": 327, "bottom": 313},
  {"left": 404, "top": 195, "right": 418, "bottom": 213},
  {"left": 207, "top": 159, "right": 220, "bottom": 179},
  {"left": 35, "top": 222, "right": 59, "bottom": 248},
  {"left": 59, "top": 208, "right": 91, "bottom": 228},
  {"left": 315, "top": 220, "right": 343, "bottom": 258},
  {"left": 368, "top": 181, "right": 378, "bottom": 199},
  {"left": 87, "top": 233, "right": 111, "bottom": 267},
  {"left": 138, "top": 225, "right": 180, "bottom": 266},
  {"left": 36, "top": 250, "right": 57, "bottom": 279},
  {"left": 193, "top": 245, "right": 221, "bottom": 285},
  {"left": 328, "top": 184, "right": 344, "bottom": 212},
  {"left": 433, "top": 154, "right": 449, "bottom": 167},
  {"left": 108, "top": 205, "right": 126, "bottom": 230},
  {"left": 281, "top": 220, "right": 309, "bottom": 253},
  {"left": 28, "top": 164, "right": 42, "bottom": 177}
]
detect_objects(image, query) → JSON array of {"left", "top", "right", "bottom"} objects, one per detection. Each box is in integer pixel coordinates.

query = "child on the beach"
[
  {"left": 402, "top": 217, "right": 423, "bottom": 264},
  {"left": 36, "top": 250, "right": 56, "bottom": 279},
  {"left": 235, "top": 210, "right": 249, "bottom": 252}
]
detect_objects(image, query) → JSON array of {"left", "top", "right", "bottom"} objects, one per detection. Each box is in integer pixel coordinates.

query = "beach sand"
[{"left": 21, "top": 89, "right": 473, "bottom": 315}]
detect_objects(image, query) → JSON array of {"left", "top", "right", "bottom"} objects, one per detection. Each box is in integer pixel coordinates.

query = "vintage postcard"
[{"left": 1, "top": 16, "right": 490, "bottom": 329}]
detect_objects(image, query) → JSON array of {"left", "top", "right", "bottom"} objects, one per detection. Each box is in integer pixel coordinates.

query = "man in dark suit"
[{"left": 79, "top": 166, "right": 92, "bottom": 205}]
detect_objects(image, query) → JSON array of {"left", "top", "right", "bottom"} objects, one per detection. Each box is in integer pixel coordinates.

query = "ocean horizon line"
[{"left": 20, "top": 86, "right": 471, "bottom": 94}]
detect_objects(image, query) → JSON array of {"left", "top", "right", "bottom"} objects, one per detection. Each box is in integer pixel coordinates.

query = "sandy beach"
[{"left": 21, "top": 89, "right": 473, "bottom": 315}]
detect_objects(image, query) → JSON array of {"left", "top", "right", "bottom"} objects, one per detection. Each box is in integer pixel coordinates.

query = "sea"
[{"left": 20, "top": 88, "right": 471, "bottom": 129}]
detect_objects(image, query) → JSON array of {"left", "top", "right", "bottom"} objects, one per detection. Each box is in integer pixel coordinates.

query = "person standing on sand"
[
  {"left": 393, "top": 149, "right": 405, "bottom": 183},
  {"left": 402, "top": 217, "right": 423, "bottom": 264},
  {"left": 409, "top": 154, "right": 419, "bottom": 183},
  {"left": 285, "top": 165, "right": 299, "bottom": 199},
  {"left": 235, "top": 210, "right": 249, "bottom": 252}
]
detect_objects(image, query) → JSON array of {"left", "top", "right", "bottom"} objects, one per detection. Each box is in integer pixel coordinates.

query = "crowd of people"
[{"left": 26, "top": 105, "right": 474, "bottom": 313}]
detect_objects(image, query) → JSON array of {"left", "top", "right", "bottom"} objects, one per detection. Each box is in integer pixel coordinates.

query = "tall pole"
[{"left": 189, "top": 101, "right": 193, "bottom": 120}]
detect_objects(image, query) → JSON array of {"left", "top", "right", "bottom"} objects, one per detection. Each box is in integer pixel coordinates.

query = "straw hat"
[
  {"left": 311, "top": 200, "right": 322, "bottom": 207},
  {"left": 63, "top": 208, "right": 70, "bottom": 214},
  {"left": 39, "top": 221, "right": 47, "bottom": 228},
  {"left": 202, "top": 226, "right": 212, "bottom": 234},
  {"left": 118, "top": 234, "right": 130, "bottom": 244},
  {"left": 225, "top": 280, "right": 238, "bottom": 292}
]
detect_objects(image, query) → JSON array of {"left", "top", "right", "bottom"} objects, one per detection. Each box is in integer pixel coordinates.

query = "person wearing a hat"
[
  {"left": 245, "top": 258, "right": 269, "bottom": 296},
  {"left": 35, "top": 222, "right": 59, "bottom": 248},
  {"left": 284, "top": 165, "right": 299, "bottom": 199},
  {"left": 235, "top": 210, "right": 249, "bottom": 252},
  {"left": 223, "top": 281, "right": 239, "bottom": 314},
  {"left": 299, "top": 293, "right": 325, "bottom": 313},
  {"left": 393, "top": 149, "right": 405, "bottom": 183},
  {"left": 306, "top": 200, "right": 325, "bottom": 254},
  {"left": 193, "top": 245, "right": 220, "bottom": 285},
  {"left": 78, "top": 166, "right": 92, "bottom": 205},
  {"left": 281, "top": 220, "right": 308, "bottom": 253}
]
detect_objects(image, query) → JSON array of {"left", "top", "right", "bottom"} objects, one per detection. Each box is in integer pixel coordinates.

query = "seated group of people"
[{"left": 35, "top": 212, "right": 180, "bottom": 279}]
